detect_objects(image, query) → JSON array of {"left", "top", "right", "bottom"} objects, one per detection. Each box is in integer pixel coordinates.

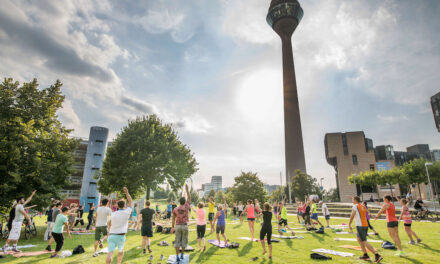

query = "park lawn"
[{"left": 1, "top": 207, "right": 439, "bottom": 264}]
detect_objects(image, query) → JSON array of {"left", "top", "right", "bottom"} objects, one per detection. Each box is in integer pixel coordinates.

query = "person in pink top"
[
  {"left": 397, "top": 197, "right": 421, "bottom": 244},
  {"left": 240, "top": 199, "right": 256, "bottom": 241},
  {"left": 375, "top": 195, "right": 403, "bottom": 256},
  {"left": 171, "top": 184, "right": 190, "bottom": 262},
  {"left": 195, "top": 202, "right": 206, "bottom": 251}
]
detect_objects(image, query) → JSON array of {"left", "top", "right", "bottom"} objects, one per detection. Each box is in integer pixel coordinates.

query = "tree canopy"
[
  {"left": 290, "top": 170, "right": 323, "bottom": 201},
  {"left": 229, "top": 171, "right": 267, "bottom": 203},
  {"left": 98, "top": 115, "right": 198, "bottom": 199},
  {"left": 0, "top": 78, "right": 79, "bottom": 210}
]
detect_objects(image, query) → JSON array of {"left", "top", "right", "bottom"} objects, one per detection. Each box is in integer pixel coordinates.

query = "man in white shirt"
[
  {"left": 319, "top": 201, "right": 331, "bottom": 228},
  {"left": 3, "top": 192, "right": 34, "bottom": 253},
  {"left": 93, "top": 198, "right": 112, "bottom": 257},
  {"left": 106, "top": 187, "right": 132, "bottom": 264}
]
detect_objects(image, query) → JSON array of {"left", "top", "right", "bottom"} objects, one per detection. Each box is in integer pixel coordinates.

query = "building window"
[
  {"left": 370, "top": 164, "right": 375, "bottom": 171},
  {"left": 93, "top": 153, "right": 102, "bottom": 156},
  {"left": 352, "top": 155, "right": 358, "bottom": 165},
  {"left": 91, "top": 167, "right": 100, "bottom": 170},
  {"left": 96, "top": 140, "right": 104, "bottom": 143},
  {"left": 342, "top": 134, "right": 348, "bottom": 155}
]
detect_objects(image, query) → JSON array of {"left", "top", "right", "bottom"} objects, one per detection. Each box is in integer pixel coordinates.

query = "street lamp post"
[{"left": 425, "top": 162, "right": 436, "bottom": 212}]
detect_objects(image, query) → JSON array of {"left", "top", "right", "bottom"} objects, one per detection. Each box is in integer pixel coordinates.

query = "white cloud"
[{"left": 377, "top": 114, "right": 410, "bottom": 123}]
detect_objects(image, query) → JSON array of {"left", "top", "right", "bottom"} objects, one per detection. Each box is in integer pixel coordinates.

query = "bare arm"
[
  {"left": 348, "top": 209, "right": 356, "bottom": 232},
  {"left": 136, "top": 214, "right": 142, "bottom": 231},
  {"left": 23, "top": 190, "right": 37, "bottom": 206},
  {"left": 24, "top": 205, "right": 37, "bottom": 210},
  {"left": 213, "top": 211, "right": 220, "bottom": 226},
  {"left": 19, "top": 207, "right": 31, "bottom": 223},
  {"left": 374, "top": 204, "right": 389, "bottom": 220},
  {"left": 123, "top": 187, "right": 132, "bottom": 208},
  {"left": 64, "top": 222, "right": 71, "bottom": 238}
]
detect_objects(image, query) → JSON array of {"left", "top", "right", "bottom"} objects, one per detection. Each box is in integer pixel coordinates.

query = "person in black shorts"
[
  {"left": 260, "top": 202, "right": 273, "bottom": 259},
  {"left": 137, "top": 200, "right": 155, "bottom": 254},
  {"left": 304, "top": 201, "right": 312, "bottom": 230},
  {"left": 74, "top": 203, "right": 85, "bottom": 229}
]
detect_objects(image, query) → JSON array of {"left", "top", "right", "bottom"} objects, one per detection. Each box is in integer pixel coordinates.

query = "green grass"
[{"left": 1, "top": 207, "right": 439, "bottom": 264}]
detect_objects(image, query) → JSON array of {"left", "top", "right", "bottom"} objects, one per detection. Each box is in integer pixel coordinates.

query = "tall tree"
[
  {"left": 0, "top": 78, "right": 79, "bottom": 210},
  {"left": 98, "top": 115, "right": 198, "bottom": 199},
  {"left": 215, "top": 190, "right": 225, "bottom": 203},
  {"left": 207, "top": 190, "right": 216, "bottom": 200},
  {"left": 230, "top": 171, "right": 267, "bottom": 203},
  {"left": 290, "top": 170, "right": 322, "bottom": 201}
]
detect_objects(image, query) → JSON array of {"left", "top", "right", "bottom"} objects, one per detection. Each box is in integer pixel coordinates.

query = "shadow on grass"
[
  {"left": 310, "top": 232, "right": 328, "bottom": 242},
  {"left": 401, "top": 256, "right": 424, "bottom": 264},
  {"left": 238, "top": 241, "right": 253, "bottom": 257},
  {"left": 195, "top": 243, "right": 219, "bottom": 262},
  {"left": 233, "top": 224, "right": 243, "bottom": 229},
  {"left": 418, "top": 243, "right": 440, "bottom": 254}
]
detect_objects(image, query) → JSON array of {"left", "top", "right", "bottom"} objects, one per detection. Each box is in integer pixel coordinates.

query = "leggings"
[
  {"left": 52, "top": 232, "right": 64, "bottom": 252},
  {"left": 75, "top": 219, "right": 84, "bottom": 226},
  {"left": 197, "top": 225, "right": 206, "bottom": 239},
  {"left": 304, "top": 214, "right": 311, "bottom": 225},
  {"left": 367, "top": 219, "right": 374, "bottom": 231},
  {"left": 260, "top": 226, "right": 272, "bottom": 244},
  {"left": 86, "top": 217, "right": 93, "bottom": 230}
]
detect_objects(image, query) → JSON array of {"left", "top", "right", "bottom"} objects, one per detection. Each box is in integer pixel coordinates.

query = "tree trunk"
[
  {"left": 146, "top": 187, "right": 151, "bottom": 200},
  {"left": 417, "top": 183, "right": 422, "bottom": 198}
]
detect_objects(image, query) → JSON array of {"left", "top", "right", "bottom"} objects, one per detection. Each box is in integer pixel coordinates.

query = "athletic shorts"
[
  {"left": 108, "top": 234, "right": 126, "bottom": 252},
  {"left": 8, "top": 221, "right": 23, "bottom": 240},
  {"left": 247, "top": 218, "right": 255, "bottom": 222},
  {"left": 141, "top": 225, "right": 153, "bottom": 237},
  {"left": 95, "top": 226, "right": 108, "bottom": 241},
  {"left": 216, "top": 225, "right": 225, "bottom": 234},
  {"left": 167, "top": 212, "right": 171, "bottom": 219},
  {"left": 404, "top": 223, "right": 412, "bottom": 227},
  {"left": 356, "top": 226, "right": 368, "bottom": 242},
  {"left": 260, "top": 226, "right": 272, "bottom": 245},
  {"left": 208, "top": 213, "right": 214, "bottom": 221},
  {"left": 174, "top": 224, "right": 189, "bottom": 249},
  {"left": 311, "top": 213, "right": 318, "bottom": 220},
  {"left": 325, "top": 215, "right": 330, "bottom": 220},
  {"left": 197, "top": 225, "right": 206, "bottom": 239},
  {"left": 238, "top": 211, "right": 243, "bottom": 216},
  {"left": 387, "top": 221, "right": 398, "bottom": 228},
  {"left": 279, "top": 219, "right": 288, "bottom": 226}
]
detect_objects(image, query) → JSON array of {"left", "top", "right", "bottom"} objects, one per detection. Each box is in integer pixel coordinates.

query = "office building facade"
[{"left": 431, "top": 91, "right": 440, "bottom": 132}]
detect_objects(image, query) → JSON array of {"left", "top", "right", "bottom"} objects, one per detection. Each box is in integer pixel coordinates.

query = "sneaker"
[
  {"left": 417, "top": 238, "right": 422, "bottom": 243},
  {"left": 408, "top": 241, "right": 416, "bottom": 245},
  {"left": 93, "top": 252, "right": 99, "bottom": 257},
  {"left": 11, "top": 247, "right": 21, "bottom": 253},
  {"left": 375, "top": 255, "right": 383, "bottom": 263},
  {"left": 395, "top": 251, "right": 404, "bottom": 257},
  {"left": 50, "top": 254, "right": 57, "bottom": 258},
  {"left": 149, "top": 255, "right": 153, "bottom": 261},
  {"left": 3, "top": 246, "right": 8, "bottom": 254},
  {"left": 143, "top": 249, "right": 146, "bottom": 254},
  {"left": 148, "top": 248, "right": 152, "bottom": 254},
  {"left": 160, "top": 254, "right": 164, "bottom": 260},
  {"left": 374, "top": 233, "right": 379, "bottom": 236},
  {"left": 45, "top": 245, "right": 51, "bottom": 251},
  {"left": 359, "top": 255, "right": 370, "bottom": 261}
]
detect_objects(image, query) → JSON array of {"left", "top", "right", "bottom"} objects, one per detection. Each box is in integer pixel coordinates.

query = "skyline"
[{"left": 1, "top": 0, "right": 439, "bottom": 190}]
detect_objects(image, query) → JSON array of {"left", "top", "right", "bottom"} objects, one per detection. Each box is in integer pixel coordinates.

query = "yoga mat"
[
  {"left": 334, "top": 238, "right": 383, "bottom": 243},
  {"left": 336, "top": 232, "right": 375, "bottom": 235},
  {"left": 237, "top": 237, "right": 279, "bottom": 243},
  {"left": 13, "top": 250, "right": 53, "bottom": 258},
  {"left": 293, "top": 231, "right": 311, "bottom": 234},
  {"left": 98, "top": 248, "right": 108, "bottom": 254},
  {"left": 272, "top": 234, "right": 304, "bottom": 239},
  {"left": 0, "top": 245, "right": 36, "bottom": 251},
  {"left": 167, "top": 254, "right": 189, "bottom": 264},
  {"left": 184, "top": 245, "right": 194, "bottom": 252},
  {"left": 72, "top": 232, "right": 95, "bottom": 235},
  {"left": 339, "top": 245, "right": 377, "bottom": 253},
  {"left": 208, "top": 240, "right": 227, "bottom": 248},
  {"left": 312, "top": 249, "right": 354, "bottom": 257}
]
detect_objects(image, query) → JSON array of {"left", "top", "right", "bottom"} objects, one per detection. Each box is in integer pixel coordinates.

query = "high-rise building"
[
  {"left": 431, "top": 149, "right": 440, "bottom": 161},
  {"left": 267, "top": 0, "right": 307, "bottom": 189},
  {"left": 431, "top": 91, "right": 440, "bottom": 132},
  {"left": 202, "top": 176, "right": 223, "bottom": 196},
  {"left": 325, "top": 131, "right": 400, "bottom": 202},
  {"left": 61, "top": 140, "right": 88, "bottom": 204},
  {"left": 375, "top": 145, "right": 395, "bottom": 161},
  {"left": 407, "top": 144, "right": 431, "bottom": 160},
  {"left": 264, "top": 184, "right": 279, "bottom": 194}
]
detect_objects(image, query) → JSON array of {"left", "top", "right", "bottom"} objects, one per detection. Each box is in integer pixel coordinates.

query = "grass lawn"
[{"left": 1, "top": 205, "right": 439, "bottom": 264}]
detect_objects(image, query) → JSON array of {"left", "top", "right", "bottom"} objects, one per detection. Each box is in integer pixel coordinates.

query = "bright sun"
[{"left": 236, "top": 68, "right": 283, "bottom": 122}]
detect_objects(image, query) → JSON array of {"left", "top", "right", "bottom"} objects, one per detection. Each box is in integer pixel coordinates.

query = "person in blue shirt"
[{"left": 167, "top": 203, "right": 172, "bottom": 220}]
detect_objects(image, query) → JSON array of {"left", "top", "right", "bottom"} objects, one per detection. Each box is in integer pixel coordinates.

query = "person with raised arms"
[
  {"left": 50, "top": 207, "right": 71, "bottom": 258},
  {"left": 213, "top": 197, "right": 228, "bottom": 246},
  {"left": 277, "top": 196, "right": 295, "bottom": 235},
  {"left": 208, "top": 197, "right": 215, "bottom": 233},
  {"left": 348, "top": 196, "right": 383, "bottom": 263},
  {"left": 3, "top": 190, "right": 36, "bottom": 254},
  {"left": 93, "top": 198, "right": 112, "bottom": 257},
  {"left": 238, "top": 201, "right": 244, "bottom": 224},
  {"left": 374, "top": 195, "right": 403, "bottom": 256},
  {"left": 106, "top": 187, "right": 133, "bottom": 264},
  {"left": 171, "top": 184, "right": 191, "bottom": 263},
  {"left": 241, "top": 199, "right": 256, "bottom": 241},
  {"left": 319, "top": 200, "right": 330, "bottom": 228},
  {"left": 195, "top": 202, "right": 207, "bottom": 251},
  {"left": 397, "top": 197, "right": 421, "bottom": 244},
  {"left": 260, "top": 202, "right": 273, "bottom": 259}
]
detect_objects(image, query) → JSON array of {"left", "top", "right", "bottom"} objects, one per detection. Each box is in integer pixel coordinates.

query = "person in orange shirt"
[
  {"left": 374, "top": 195, "right": 403, "bottom": 256},
  {"left": 349, "top": 196, "right": 383, "bottom": 263}
]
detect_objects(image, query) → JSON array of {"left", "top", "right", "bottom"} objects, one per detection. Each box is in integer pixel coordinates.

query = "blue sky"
[{"left": 1, "top": 0, "right": 439, "bottom": 190}]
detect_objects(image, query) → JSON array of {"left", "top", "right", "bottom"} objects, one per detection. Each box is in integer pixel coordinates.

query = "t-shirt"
[
  {"left": 52, "top": 208, "right": 61, "bottom": 222},
  {"left": 140, "top": 208, "right": 155, "bottom": 227},
  {"left": 132, "top": 208, "right": 137, "bottom": 217},
  {"left": 173, "top": 202, "right": 190, "bottom": 225},
  {"left": 96, "top": 207, "right": 112, "bottom": 227},
  {"left": 305, "top": 205, "right": 311, "bottom": 215},
  {"left": 208, "top": 202, "right": 215, "bottom": 213},
  {"left": 414, "top": 200, "right": 423, "bottom": 210},
  {"left": 321, "top": 203, "right": 330, "bottom": 216},
  {"left": 14, "top": 204, "right": 25, "bottom": 222},
  {"left": 352, "top": 204, "right": 368, "bottom": 227},
  {"left": 281, "top": 206, "right": 287, "bottom": 219},
  {"left": 109, "top": 207, "right": 132, "bottom": 234},
  {"left": 53, "top": 214, "right": 68, "bottom": 234},
  {"left": 77, "top": 209, "right": 84, "bottom": 219},
  {"left": 167, "top": 205, "right": 172, "bottom": 212},
  {"left": 262, "top": 211, "right": 272, "bottom": 228},
  {"left": 47, "top": 208, "right": 54, "bottom": 222},
  {"left": 196, "top": 208, "right": 206, "bottom": 225},
  {"left": 311, "top": 203, "right": 317, "bottom": 214}
]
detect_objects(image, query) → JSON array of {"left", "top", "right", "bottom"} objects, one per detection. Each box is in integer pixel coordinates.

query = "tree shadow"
[
  {"left": 401, "top": 256, "right": 423, "bottom": 264},
  {"left": 310, "top": 232, "right": 325, "bottom": 242},
  {"left": 233, "top": 224, "right": 243, "bottom": 229},
  {"left": 285, "top": 238, "right": 293, "bottom": 248},
  {"left": 195, "top": 243, "right": 219, "bottom": 262},
  {"left": 238, "top": 241, "right": 253, "bottom": 257},
  {"left": 417, "top": 243, "right": 440, "bottom": 254}
]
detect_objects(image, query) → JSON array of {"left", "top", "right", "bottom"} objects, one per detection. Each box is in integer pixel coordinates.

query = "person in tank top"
[
  {"left": 240, "top": 200, "right": 256, "bottom": 241},
  {"left": 374, "top": 195, "right": 403, "bottom": 256},
  {"left": 213, "top": 197, "right": 228, "bottom": 246},
  {"left": 397, "top": 197, "right": 421, "bottom": 244}
]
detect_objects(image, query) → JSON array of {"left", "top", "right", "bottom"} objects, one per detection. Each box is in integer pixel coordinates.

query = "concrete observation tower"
[{"left": 267, "top": 0, "right": 307, "bottom": 193}]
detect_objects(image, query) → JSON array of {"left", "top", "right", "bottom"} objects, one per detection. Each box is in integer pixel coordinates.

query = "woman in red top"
[
  {"left": 374, "top": 195, "right": 403, "bottom": 256},
  {"left": 240, "top": 200, "right": 256, "bottom": 241}
]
